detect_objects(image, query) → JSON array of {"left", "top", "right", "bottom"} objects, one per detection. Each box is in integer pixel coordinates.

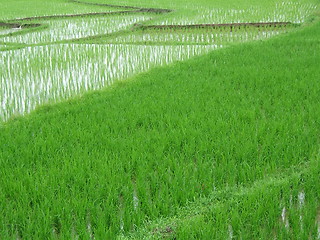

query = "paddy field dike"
[{"left": 0, "top": 0, "right": 319, "bottom": 239}]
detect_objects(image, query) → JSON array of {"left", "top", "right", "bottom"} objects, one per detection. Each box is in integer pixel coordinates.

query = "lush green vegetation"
[
  {"left": 0, "top": 0, "right": 319, "bottom": 238},
  {"left": 3, "top": 0, "right": 306, "bottom": 123}
]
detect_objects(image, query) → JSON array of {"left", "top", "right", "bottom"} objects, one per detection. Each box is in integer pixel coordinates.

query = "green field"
[{"left": 1, "top": 0, "right": 320, "bottom": 239}]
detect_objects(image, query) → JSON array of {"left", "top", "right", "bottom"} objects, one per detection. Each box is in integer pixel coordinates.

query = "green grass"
[
  {"left": 1, "top": 11, "right": 320, "bottom": 238},
  {"left": 0, "top": 0, "right": 119, "bottom": 20}
]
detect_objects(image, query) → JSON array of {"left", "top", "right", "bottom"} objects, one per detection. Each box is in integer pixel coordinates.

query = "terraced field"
[{"left": 0, "top": 0, "right": 319, "bottom": 239}]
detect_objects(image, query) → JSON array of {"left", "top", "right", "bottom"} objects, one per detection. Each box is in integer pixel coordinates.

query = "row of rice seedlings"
[
  {"left": 154, "top": 2, "right": 318, "bottom": 25},
  {"left": 156, "top": 8, "right": 265, "bottom": 25},
  {"left": 0, "top": 43, "right": 218, "bottom": 122},
  {"left": 1, "top": 15, "right": 151, "bottom": 44},
  {"left": 274, "top": 1, "right": 318, "bottom": 23},
  {"left": 111, "top": 26, "right": 290, "bottom": 45}
]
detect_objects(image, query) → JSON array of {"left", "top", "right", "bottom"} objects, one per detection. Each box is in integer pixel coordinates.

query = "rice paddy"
[
  {"left": 107, "top": 26, "right": 290, "bottom": 45},
  {"left": 0, "top": 0, "right": 319, "bottom": 239},
  {"left": 0, "top": 44, "right": 217, "bottom": 122},
  {"left": 151, "top": 2, "right": 318, "bottom": 25},
  {"left": 2, "top": 15, "right": 152, "bottom": 44}
]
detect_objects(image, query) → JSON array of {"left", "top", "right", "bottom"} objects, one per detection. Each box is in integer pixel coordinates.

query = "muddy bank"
[
  {"left": 0, "top": 22, "right": 41, "bottom": 29},
  {"left": 140, "top": 22, "right": 292, "bottom": 30}
]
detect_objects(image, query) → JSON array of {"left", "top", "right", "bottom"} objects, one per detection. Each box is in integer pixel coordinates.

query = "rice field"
[
  {"left": 151, "top": 2, "right": 318, "bottom": 25},
  {"left": 0, "top": 0, "right": 319, "bottom": 239},
  {"left": 0, "top": 0, "right": 121, "bottom": 21},
  {"left": 0, "top": 44, "right": 217, "bottom": 122},
  {"left": 0, "top": 0, "right": 311, "bottom": 121},
  {"left": 1, "top": 14, "right": 154, "bottom": 44}
]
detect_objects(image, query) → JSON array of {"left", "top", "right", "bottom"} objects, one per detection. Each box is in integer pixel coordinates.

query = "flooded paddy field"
[
  {"left": 0, "top": 44, "right": 217, "bottom": 121},
  {"left": 0, "top": 0, "right": 319, "bottom": 239},
  {"left": 1, "top": 15, "right": 152, "bottom": 44}
]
